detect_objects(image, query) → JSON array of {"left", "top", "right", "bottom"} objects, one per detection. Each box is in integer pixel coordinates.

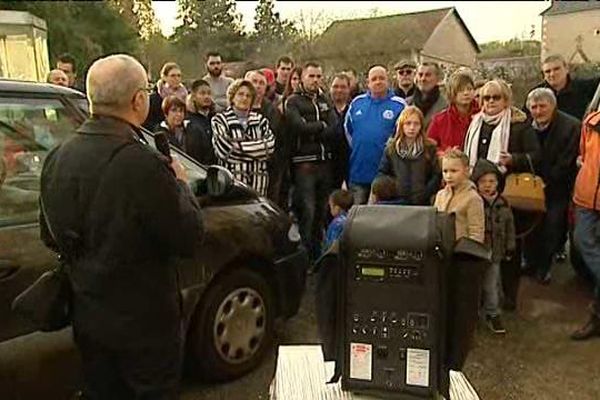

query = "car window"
[
  {"left": 74, "top": 98, "right": 90, "bottom": 116},
  {"left": 0, "top": 97, "right": 80, "bottom": 226}
]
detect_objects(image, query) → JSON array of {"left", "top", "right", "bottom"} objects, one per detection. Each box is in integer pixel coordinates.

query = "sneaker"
[{"left": 486, "top": 315, "right": 506, "bottom": 334}]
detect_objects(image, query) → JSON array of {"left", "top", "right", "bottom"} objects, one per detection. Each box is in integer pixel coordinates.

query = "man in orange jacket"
[{"left": 572, "top": 110, "right": 600, "bottom": 341}]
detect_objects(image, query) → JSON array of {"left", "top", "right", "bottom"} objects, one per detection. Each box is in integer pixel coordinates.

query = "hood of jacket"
[
  {"left": 471, "top": 158, "right": 506, "bottom": 193},
  {"left": 510, "top": 106, "right": 527, "bottom": 124}
]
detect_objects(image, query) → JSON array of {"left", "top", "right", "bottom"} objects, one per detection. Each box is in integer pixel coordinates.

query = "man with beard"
[
  {"left": 285, "top": 62, "right": 338, "bottom": 262},
  {"left": 408, "top": 62, "right": 448, "bottom": 132},
  {"left": 186, "top": 79, "right": 217, "bottom": 165},
  {"left": 202, "top": 51, "right": 234, "bottom": 113}
]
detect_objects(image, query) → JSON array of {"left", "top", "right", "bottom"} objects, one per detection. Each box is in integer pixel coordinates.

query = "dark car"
[{"left": 0, "top": 80, "right": 307, "bottom": 388}]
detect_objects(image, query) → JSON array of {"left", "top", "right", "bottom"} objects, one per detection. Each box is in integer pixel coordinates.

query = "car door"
[{"left": 0, "top": 93, "right": 84, "bottom": 342}]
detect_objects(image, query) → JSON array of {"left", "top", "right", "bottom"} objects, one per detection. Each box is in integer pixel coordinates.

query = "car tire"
[{"left": 188, "top": 268, "right": 275, "bottom": 382}]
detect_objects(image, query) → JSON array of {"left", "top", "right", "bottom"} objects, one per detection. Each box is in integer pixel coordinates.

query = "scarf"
[
  {"left": 412, "top": 86, "right": 440, "bottom": 117},
  {"left": 157, "top": 79, "right": 188, "bottom": 101},
  {"left": 464, "top": 108, "right": 511, "bottom": 170},
  {"left": 396, "top": 136, "right": 424, "bottom": 160}
]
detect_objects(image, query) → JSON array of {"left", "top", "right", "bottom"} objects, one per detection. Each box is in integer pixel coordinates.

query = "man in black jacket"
[
  {"left": 526, "top": 54, "right": 600, "bottom": 121},
  {"left": 187, "top": 79, "right": 217, "bottom": 165},
  {"left": 524, "top": 54, "right": 599, "bottom": 262},
  {"left": 524, "top": 88, "right": 580, "bottom": 284},
  {"left": 285, "top": 62, "right": 338, "bottom": 262},
  {"left": 40, "top": 54, "right": 203, "bottom": 399}
]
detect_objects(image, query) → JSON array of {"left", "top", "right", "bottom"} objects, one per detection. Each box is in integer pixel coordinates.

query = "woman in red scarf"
[{"left": 428, "top": 71, "right": 480, "bottom": 157}]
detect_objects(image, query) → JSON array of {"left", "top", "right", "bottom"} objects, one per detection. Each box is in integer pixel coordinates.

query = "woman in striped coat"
[{"left": 211, "top": 79, "right": 275, "bottom": 196}]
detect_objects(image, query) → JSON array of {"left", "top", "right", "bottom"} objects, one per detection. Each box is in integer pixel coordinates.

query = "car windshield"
[{"left": 0, "top": 96, "right": 81, "bottom": 226}]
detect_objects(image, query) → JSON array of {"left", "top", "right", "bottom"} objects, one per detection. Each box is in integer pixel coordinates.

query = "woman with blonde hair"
[
  {"left": 377, "top": 106, "right": 441, "bottom": 205},
  {"left": 463, "top": 79, "right": 539, "bottom": 311},
  {"left": 463, "top": 79, "right": 538, "bottom": 172},
  {"left": 428, "top": 71, "right": 480, "bottom": 157}
]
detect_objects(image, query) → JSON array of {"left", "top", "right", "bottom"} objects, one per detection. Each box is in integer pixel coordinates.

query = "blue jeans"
[
  {"left": 482, "top": 262, "right": 501, "bottom": 317},
  {"left": 292, "top": 162, "right": 333, "bottom": 262},
  {"left": 349, "top": 183, "right": 371, "bottom": 205},
  {"left": 574, "top": 206, "right": 600, "bottom": 300}
]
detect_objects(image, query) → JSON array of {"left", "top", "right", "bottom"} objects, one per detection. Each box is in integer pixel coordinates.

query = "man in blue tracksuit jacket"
[{"left": 344, "top": 65, "right": 406, "bottom": 204}]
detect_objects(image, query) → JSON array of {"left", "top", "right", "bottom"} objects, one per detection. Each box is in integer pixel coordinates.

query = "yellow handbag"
[{"left": 503, "top": 155, "right": 546, "bottom": 213}]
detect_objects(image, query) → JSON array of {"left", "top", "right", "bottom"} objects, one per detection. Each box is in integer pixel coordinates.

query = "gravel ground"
[
  {"left": 183, "top": 261, "right": 600, "bottom": 400},
  {"left": 2, "top": 262, "right": 599, "bottom": 400}
]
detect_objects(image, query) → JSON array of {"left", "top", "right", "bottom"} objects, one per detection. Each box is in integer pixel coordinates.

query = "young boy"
[
  {"left": 434, "top": 148, "right": 485, "bottom": 244},
  {"left": 316, "top": 189, "right": 353, "bottom": 361},
  {"left": 370, "top": 175, "right": 403, "bottom": 205},
  {"left": 471, "top": 159, "right": 516, "bottom": 334},
  {"left": 323, "top": 189, "right": 354, "bottom": 252}
]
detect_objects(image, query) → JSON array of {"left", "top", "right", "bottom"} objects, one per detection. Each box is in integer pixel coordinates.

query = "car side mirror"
[{"left": 205, "top": 165, "right": 234, "bottom": 197}]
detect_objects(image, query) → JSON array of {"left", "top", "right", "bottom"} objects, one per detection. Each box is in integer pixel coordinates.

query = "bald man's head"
[
  {"left": 47, "top": 69, "right": 69, "bottom": 87},
  {"left": 367, "top": 65, "right": 389, "bottom": 98},
  {"left": 86, "top": 54, "right": 149, "bottom": 125}
]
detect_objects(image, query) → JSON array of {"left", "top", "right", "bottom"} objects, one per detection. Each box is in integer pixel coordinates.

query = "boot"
[{"left": 571, "top": 303, "right": 600, "bottom": 341}]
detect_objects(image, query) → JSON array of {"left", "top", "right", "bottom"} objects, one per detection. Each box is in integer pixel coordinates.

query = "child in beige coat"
[{"left": 434, "top": 149, "right": 485, "bottom": 243}]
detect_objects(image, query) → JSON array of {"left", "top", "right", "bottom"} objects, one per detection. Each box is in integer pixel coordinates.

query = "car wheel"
[{"left": 188, "top": 268, "right": 275, "bottom": 381}]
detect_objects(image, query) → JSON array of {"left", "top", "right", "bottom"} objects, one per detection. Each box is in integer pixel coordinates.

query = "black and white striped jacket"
[{"left": 211, "top": 107, "right": 275, "bottom": 196}]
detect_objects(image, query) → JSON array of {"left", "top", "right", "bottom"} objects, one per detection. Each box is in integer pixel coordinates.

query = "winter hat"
[{"left": 471, "top": 158, "right": 506, "bottom": 193}]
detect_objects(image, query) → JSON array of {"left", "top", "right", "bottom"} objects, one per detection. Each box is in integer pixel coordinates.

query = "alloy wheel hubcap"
[{"left": 213, "top": 287, "right": 266, "bottom": 364}]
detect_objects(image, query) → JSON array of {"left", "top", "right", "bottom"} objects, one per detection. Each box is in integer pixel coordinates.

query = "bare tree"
[{"left": 292, "top": 8, "right": 333, "bottom": 57}]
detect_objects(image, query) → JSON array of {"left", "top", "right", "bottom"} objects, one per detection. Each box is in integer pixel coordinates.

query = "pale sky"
[{"left": 151, "top": 1, "right": 551, "bottom": 44}]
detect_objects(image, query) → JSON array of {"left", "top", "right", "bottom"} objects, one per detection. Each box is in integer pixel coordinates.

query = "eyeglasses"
[
  {"left": 137, "top": 85, "right": 153, "bottom": 95},
  {"left": 482, "top": 94, "right": 502, "bottom": 102},
  {"left": 397, "top": 69, "right": 414, "bottom": 76}
]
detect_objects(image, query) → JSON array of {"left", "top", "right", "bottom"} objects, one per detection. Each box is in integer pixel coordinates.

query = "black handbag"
[{"left": 11, "top": 197, "right": 72, "bottom": 332}]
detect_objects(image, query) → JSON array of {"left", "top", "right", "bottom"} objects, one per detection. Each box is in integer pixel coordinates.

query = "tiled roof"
[
  {"left": 541, "top": 0, "right": 600, "bottom": 16},
  {"left": 314, "top": 7, "right": 479, "bottom": 58}
]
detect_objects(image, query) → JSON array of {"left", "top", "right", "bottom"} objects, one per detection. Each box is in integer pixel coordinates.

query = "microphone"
[{"left": 154, "top": 132, "right": 172, "bottom": 162}]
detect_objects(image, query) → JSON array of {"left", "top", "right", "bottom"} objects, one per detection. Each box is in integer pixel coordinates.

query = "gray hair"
[
  {"left": 86, "top": 54, "right": 147, "bottom": 113},
  {"left": 526, "top": 88, "right": 557, "bottom": 109}
]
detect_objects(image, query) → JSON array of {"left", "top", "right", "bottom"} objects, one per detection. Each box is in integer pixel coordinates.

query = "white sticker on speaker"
[
  {"left": 406, "top": 348, "right": 430, "bottom": 387},
  {"left": 349, "top": 342, "right": 372, "bottom": 381}
]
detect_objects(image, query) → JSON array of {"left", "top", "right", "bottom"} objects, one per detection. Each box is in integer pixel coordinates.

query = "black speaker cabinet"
[{"left": 339, "top": 205, "right": 455, "bottom": 399}]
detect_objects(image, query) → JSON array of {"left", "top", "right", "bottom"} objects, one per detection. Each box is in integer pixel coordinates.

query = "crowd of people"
[
  {"left": 130, "top": 51, "right": 600, "bottom": 339},
  {"left": 40, "top": 50, "right": 600, "bottom": 397}
]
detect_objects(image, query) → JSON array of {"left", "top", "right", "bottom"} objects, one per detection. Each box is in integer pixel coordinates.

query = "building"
[
  {"left": 0, "top": 11, "right": 49, "bottom": 82},
  {"left": 541, "top": 1, "right": 600, "bottom": 64},
  {"left": 312, "top": 7, "right": 480, "bottom": 74}
]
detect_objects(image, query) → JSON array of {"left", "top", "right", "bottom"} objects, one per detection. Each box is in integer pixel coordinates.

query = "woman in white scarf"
[
  {"left": 463, "top": 79, "right": 539, "bottom": 313},
  {"left": 463, "top": 80, "right": 538, "bottom": 174}
]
